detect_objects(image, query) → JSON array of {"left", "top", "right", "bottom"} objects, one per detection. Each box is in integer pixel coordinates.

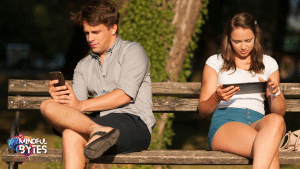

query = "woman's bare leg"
[
  {"left": 212, "top": 122, "right": 257, "bottom": 158},
  {"left": 269, "top": 150, "right": 280, "bottom": 169},
  {"left": 250, "top": 113, "right": 285, "bottom": 169},
  {"left": 212, "top": 113, "right": 285, "bottom": 169}
]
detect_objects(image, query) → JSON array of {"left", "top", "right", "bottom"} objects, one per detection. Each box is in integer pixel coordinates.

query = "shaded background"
[{"left": 1, "top": 0, "right": 300, "bottom": 168}]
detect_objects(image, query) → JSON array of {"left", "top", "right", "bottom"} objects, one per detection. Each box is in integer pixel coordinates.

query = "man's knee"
[{"left": 40, "top": 99, "right": 56, "bottom": 116}]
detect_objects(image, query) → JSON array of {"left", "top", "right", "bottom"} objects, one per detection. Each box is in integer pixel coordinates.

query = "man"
[{"left": 40, "top": 0, "right": 156, "bottom": 168}]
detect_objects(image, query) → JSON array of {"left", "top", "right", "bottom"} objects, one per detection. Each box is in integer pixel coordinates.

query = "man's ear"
[{"left": 111, "top": 24, "right": 118, "bottom": 35}]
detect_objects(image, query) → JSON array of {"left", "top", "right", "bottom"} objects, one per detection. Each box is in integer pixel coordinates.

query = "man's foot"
[
  {"left": 84, "top": 128, "right": 120, "bottom": 160},
  {"left": 86, "top": 126, "right": 113, "bottom": 146}
]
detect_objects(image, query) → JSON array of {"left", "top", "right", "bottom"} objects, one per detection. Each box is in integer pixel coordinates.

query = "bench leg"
[
  {"left": 15, "top": 111, "right": 20, "bottom": 135},
  {"left": 7, "top": 111, "right": 21, "bottom": 169},
  {"left": 9, "top": 121, "right": 17, "bottom": 152},
  {"left": 8, "top": 162, "right": 18, "bottom": 169}
]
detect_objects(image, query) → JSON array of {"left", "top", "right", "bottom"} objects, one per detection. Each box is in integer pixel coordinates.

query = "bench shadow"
[
  {"left": 88, "top": 154, "right": 117, "bottom": 163},
  {"left": 168, "top": 112, "right": 211, "bottom": 150}
]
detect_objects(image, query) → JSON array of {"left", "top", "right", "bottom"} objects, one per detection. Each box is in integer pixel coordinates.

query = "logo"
[{"left": 7, "top": 134, "right": 47, "bottom": 157}]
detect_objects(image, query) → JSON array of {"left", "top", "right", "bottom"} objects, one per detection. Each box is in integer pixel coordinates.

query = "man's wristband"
[{"left": 269, "top": 86, "right": 281, "bottom": 98}]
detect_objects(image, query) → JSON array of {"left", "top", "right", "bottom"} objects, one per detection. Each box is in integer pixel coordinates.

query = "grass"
[{"left": 0, "top": 109, "right": 63, "bottom": 169}]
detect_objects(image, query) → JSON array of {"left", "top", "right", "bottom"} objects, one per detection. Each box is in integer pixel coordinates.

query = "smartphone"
[{"left": 49, "top": 71, "right": 66, "bottom": 87}]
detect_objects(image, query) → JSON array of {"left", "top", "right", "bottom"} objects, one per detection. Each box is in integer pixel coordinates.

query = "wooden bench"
[{"left": 2, "top": 79, "right": 300, "bottom": 168}]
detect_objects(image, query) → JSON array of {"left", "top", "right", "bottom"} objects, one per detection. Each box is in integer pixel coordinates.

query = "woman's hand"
[
  {"left": 214, "top": 85, "right": 239, "bottom": 102},
  {"left": 258, "top": 77, "right": 279, "bottom": 95}
]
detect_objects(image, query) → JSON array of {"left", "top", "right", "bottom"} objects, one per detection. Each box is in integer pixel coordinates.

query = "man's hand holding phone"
[
  {"left": 48, "top": 71, "right": 82, "bottom": 111},
  {"left": 48, "top": 71, "right": 69, "bottom": 99}
]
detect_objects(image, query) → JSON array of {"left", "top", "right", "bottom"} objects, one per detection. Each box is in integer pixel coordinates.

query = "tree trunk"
[
  {"left": 155, "top": 0, "right": 202, "bottom": 153},
  {"left": 155, "top": 0, "right": 203, "bottom": 165},
  {"left": 166, "top": 0, "right": 203, "bottom": 82}
]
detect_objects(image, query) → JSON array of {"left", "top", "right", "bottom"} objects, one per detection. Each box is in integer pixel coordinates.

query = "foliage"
[
  {"left": 119, "top": 0, "right": 176, "bottom": 150},
  {"left": 118, "top": 0, "right": 209, "bottom": 154},
  {"left": 119, "top": 0, "right": 175, "bottom": 83},
  {"left": 179, "top": 0, "right": 210, "bottom": 82},
  {"left": 149, "top": 112, "right": 175, "bottom": 150},
  {"left": 117, "top": 0, "right": 176, "bottom": 168}
]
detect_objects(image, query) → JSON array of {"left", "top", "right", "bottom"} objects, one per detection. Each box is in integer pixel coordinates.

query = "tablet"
[{"left": 222, "top": 81, "right": 267, "bottom": 95}]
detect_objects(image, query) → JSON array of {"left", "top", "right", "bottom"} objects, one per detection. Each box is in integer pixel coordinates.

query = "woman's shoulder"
[
  {"left": 262, "top": 54, "right": 278, "bottom": 73},
  {"left": 206, "top": 54, "right": 224, "bottom": 63},
  {"left": 205, "top": 54, "right": 224, "bottom": 71},
  {"left": 263, "top": 54, "right": 278, "bottom": 65}
]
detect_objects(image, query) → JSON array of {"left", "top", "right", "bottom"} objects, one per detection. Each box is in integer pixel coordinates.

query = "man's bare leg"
[
  {"left": 61, "top": 129, "right": 89, "bottom": 169},
  {"left": 40, "top": 99, "right": 112, "bottom": 135}
]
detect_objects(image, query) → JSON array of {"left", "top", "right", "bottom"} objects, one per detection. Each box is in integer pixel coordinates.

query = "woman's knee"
[{"left": 265, "top": 113, "right": 286, "bottom": 134}]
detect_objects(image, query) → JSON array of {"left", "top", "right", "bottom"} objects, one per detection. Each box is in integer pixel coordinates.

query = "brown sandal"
[{"left": 84, "top": 128, "right": 120, "bottom": 159}]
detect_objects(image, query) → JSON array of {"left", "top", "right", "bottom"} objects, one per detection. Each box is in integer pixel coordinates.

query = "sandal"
[{"left": 84, "top": 128, "right": 120, "bottom": 159}]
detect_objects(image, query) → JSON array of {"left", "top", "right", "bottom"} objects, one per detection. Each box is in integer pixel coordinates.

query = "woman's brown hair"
[{"left": 220, "top": 12, "right": 264, "bottom": 75}]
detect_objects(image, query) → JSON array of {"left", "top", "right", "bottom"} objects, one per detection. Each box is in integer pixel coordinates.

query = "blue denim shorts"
[{"left": 208, "top": 107, "right": 264, "bottom": 150}]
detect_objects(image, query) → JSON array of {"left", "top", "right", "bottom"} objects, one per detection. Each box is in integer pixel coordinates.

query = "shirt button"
[
  {"left": 249, "top": 122, "right": 251, "bottom": 125},
  {"left": 247, "top": 116, "right": 250, "bottom": 119},
  {"left": 247, "top": 112, "right": 250, "bottom": 114},
  {"left": 103, "top": 75, "right": 106, "bottom": 77}
]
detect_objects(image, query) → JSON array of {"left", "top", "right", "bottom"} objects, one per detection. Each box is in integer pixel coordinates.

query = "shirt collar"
[
  {"left": 107, "top": 35, "right": 120, "bottom": 53},
  {"left": 91, "top": 36, "right": 120, "bottom": 59},
  {"left": 91, "top": 52, "right": 99, "bottom": 59}
]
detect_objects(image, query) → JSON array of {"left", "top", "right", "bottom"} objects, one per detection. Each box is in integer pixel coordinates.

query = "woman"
[{"left": 198, "top": 12, "right": 286, "bottom": 169}]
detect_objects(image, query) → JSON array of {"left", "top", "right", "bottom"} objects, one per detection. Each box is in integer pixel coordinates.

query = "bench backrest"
[{"left": 7, "top": 79, "right": 300, "bottom": 113}]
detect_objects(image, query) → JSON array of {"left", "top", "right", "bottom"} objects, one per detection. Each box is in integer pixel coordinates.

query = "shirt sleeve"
[
  {"left": 264, "top": 55, "right": 279, "bottom": 77},
  {"left": 205, "top": 54, "right": 221, "bottom": 73},
  {"left": 72, "top": 60, "right": 89, "bottom": 101},
  {"left": 116, "top": 43, "right": 150, "bottom": 101}
]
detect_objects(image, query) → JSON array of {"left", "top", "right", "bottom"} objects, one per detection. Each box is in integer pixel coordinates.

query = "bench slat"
[
  {"left": 8, "top": 80, "right": 202, "bottom": 96},
  {"left": 8, "top": 80, "right": 300, "bottom": 97},
  {"left": 2, "top": 148, "right": 300, "bottom": 165},
  {"left": 7, "top": 96, "right": 198, "bottom": 112},
  {"left": 7, "top": 96, "right": 300, "bottom": 112},
  {"left": 8, "top": 79, "right": 70, "bottom": 96}
]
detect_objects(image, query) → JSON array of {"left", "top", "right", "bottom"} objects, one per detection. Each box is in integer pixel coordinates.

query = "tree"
[
  {"left": 166, "top": 0, "right": 203, "bottom": 82},
  {"left": 108, "top": 1, "right": 209, "bottom": 169},
  {"left": 157, "top": 0, "right": 208, "bottom": 155},
  {"left": 66, "top": 0, "right": 208, "bottom": 168}
]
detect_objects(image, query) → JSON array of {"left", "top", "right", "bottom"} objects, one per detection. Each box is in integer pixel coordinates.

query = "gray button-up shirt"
[{"left": 72, "top": 36, "right": 156, "bottom": 134}]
